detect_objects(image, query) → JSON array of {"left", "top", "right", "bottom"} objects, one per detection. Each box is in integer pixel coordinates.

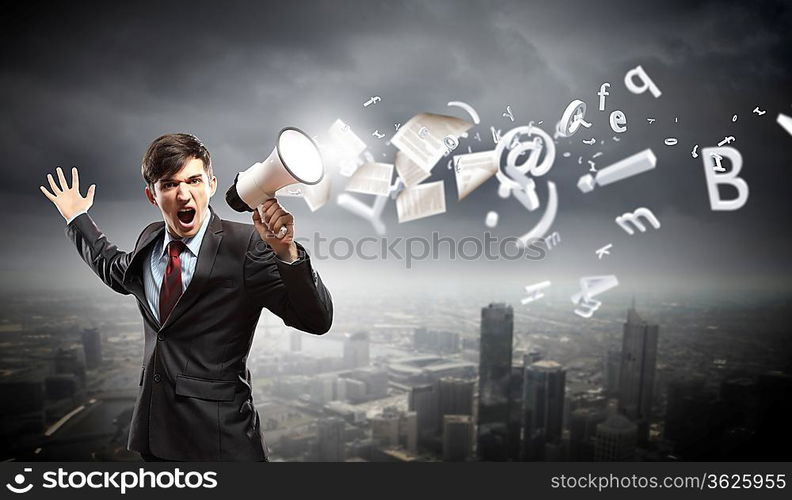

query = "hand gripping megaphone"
[{"left": 226, "top": 127, "right": 324, "bottom": 212}]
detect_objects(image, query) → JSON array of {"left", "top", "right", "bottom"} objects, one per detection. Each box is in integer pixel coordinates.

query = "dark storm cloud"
[{"left": 1, "top": 0, "right": 791, "bottom": 291}]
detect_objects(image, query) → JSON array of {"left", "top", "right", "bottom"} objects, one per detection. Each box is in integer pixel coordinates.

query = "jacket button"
[
  {"left": 157, "top": 334, "right": 164, "bottom": 341},
  {"left": 153, "top": 373, "right": 161, "bottom": 383}
]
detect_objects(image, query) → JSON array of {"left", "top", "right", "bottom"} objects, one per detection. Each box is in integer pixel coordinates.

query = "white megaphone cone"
[{"left": 226, "top": 127, "right": 324, "bottom": 212}]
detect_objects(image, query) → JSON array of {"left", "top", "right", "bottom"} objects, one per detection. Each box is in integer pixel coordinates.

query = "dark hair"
[{"left": 141, "top": 133, "right": 212, "bottom": 188}]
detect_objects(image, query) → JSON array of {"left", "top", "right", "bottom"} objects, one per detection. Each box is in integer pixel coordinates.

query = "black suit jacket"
[{"left": 66, "top": 210, "right": 333, "bottom": 461}]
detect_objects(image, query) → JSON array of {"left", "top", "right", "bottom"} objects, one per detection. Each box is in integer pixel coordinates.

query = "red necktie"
[{"left": 159, "top": 240, "right": 186, "bottom": 324}]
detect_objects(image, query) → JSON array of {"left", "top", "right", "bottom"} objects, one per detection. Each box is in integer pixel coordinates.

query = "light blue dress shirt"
[{"left": 142, "top": 209, "right": 212, "bottom": 324}]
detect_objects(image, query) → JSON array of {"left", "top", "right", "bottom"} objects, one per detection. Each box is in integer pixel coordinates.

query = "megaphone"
[{"left": 226, "top": 127, "right": 324, "bottom": 212}]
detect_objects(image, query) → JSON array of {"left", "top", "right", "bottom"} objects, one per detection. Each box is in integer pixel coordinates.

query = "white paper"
[
  {"left": 394, "top": 151, "right": 431, "bottom": 187},
  {"left": 327, "top": 119, "right": 367, "bottom": 158},
  {"left": 453, "top": 150, "right": 497, "bottom": 200},
  {"left": 303, "top": 176, "right": 331, "bottom": 212},
  {"left": 396, "top": 181, "right": 446, "bottom": 223},
  {"left": 391, "top": 113, "right": 472, "bottom": 172},
  {"left": 345, "top": 162, "right": 394, "bottom": 196}
]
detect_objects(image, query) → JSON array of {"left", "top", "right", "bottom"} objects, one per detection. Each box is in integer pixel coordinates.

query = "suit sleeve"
[
  {"left": 65, "top": 212, "right": 133, "bottom": 295},
  {"left": 244, "top": 232, "right": 333, "bottom": 335}
]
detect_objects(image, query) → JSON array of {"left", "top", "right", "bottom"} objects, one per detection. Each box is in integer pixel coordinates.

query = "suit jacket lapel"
[
  {"left": 159, "top": 212, "right": 224, "bottom": 331},
  {"left": 123, "top": 222, "right": 165, "bottom": 326}
]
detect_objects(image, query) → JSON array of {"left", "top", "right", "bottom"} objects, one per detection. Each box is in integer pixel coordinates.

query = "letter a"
[{"left": 701, "top": 147, "right": 748, "bottom": 211}]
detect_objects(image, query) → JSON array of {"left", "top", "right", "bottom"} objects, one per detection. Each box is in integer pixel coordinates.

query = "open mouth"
[{"left": 177, "top": 208, "right": 196, "bottom": 225}]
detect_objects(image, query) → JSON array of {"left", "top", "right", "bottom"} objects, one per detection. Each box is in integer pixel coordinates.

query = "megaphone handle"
[{"left": 256, "top": 201, "right": 288, "bottom": 238}]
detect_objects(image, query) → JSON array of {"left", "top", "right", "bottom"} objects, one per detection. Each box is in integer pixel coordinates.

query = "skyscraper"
[
  {"left": 409, "top": 383, "right": 439, "bottom": 451},
  {"left": 442, "top": 415, "right": 474, "bottom": 461},
  {"left": 54, "top": 347, "right": 86, "bottom": 386},
  {"left": 594, "top": 414, "right": 637, "bottom": 461},
  {"left": 403, "top": 411, "right": 418, "bottom": 453},
  {"left": 81, "top": 328, "right": 102, "bottom": 369},
  {"left": 437, "top": 377, "right": 474, "bottom": 425},
  {"left": 524, "top": 350, "right": 543, "bottom": 365},
  {"left": 476, "top": 303, "right": 514, "bottom": 461},
  {"left": 603, "top": 349, "right": 620, "bottom": 396},
  {"left": 569, "top": 407, "right": 607, "bottom": 460},
  {"left": 371, "top": 411, "right": 400, "bottom": 448},
  {"left": 521, "top": 360, "right": 566, "bottom": 460},
  {"left": 343, "top": 331, "right": 370, "bottom": 369},
  {"left": 317, "top": 417, "right": 346, "bottom": 461},
  {"left": 508, "top": 363, "right": 524, "bottom": 460},
  {"left": 665, "top": 378, "right": 709, "bottom": 443},
  {"left": 617, "top": 303, "right": 658, "bottom": 443}
]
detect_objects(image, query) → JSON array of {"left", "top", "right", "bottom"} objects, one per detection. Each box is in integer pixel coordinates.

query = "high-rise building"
[
  {"left": 414, "top": 328, "right": 460, "bottom": 354},
  {"left": 617, "top": 303, "right": 658, "bottom": 443},
  {"left": 338, "top": 377, "right": 367, "bottom": 402},
  {"left": 368, "top": 406, "right": 419, "bottom": 455},
  {"left": 569, "top": 407, "right": 607, "bottom": 460},
  {"left": 442, "top": 415, "right": 474, "bottom": 461},
  {"left": 409, "top": 383, "right": 439, "bottom": 451},
  {"left": 603, "top": 349, "right": 620, "bottom": 396},
  {"left": 317, "top": 417, "right": 346, "bottom": 461},
  {"left": 343, "top": 331, "right": 370, "bottom": 369},
  {"left": 594, "top": 414, "right": 637, "bottom": 461},
  {"left": 508, "top": 364, "right": 524, "bottom": 460},
  {"left": 521, "top": 360, "right": 566, "bottom": 460},
  {"left": 402, "top": 411, "right": 418, "bottom": 453},
  {"left": 665, "top": 378, "right": 708, "bottom": 442},
  {"left": 309, "top": 374, "right": 337, "bottom": 405},
  {"left": 720, "top": 376, "right": 759, "bottom": 429},
  {"left": 437, "top": 377, "right": 474, "bottom": 426},
  {"left": 81, "top": 328, "right": 102, "bottom": 369},
  {"left": 371, "top": 412, "right": 400, "bottom": 448},
  {"left": 476, "top": 303, "right": 514, "bottom": 461},
  {"left": 54, "top": 347, "right": 86, "bottom": 386},
  {"left": 0, "top": 379, "right": 45, "bottom": 436},
  {"left": 524, "top": 350, "right": 542, "bottom": 365},
  {"left": 338, "top": 368, "right": 388, "bottom": 403}
]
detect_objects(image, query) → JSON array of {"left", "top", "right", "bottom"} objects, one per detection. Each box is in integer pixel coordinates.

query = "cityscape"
[{"left": 1, "top": 285, "right": 789, "bottom": 461}]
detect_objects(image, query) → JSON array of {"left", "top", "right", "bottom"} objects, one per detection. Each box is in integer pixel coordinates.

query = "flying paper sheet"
[
  {"left": 394, "top": 151, "right": 431, "bottom": 187},
  {"left": 302, "top": 177, "right": 332, "bottom": 212},
  {"left": 327, "top": 119, "right": 367, "bottom": 159},
  {"left": 391, "top": 113, "right": 473, "bottom": 172},
  {"left": 454, "top": 150, "right": 497, "bottom": 200},
  {"left": 396, "top": 181, "right": 446, "bottom": 223},
  {"left": 345, "top": 162, "right": 394, "bottom": 196}
]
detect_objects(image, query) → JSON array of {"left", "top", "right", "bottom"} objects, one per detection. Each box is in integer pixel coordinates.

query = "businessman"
[{"left": 40, "top": 133, "right": 333, "bottom": 461}]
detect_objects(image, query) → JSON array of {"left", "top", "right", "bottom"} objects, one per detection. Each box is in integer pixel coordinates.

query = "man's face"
[{"left": 145, "top": 158, "right": 217, "bottom": 238}]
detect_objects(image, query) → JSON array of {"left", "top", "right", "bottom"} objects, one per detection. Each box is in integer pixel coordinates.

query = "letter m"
[{"left": 615, "top": 207, "right": 661, "bottom": 235}]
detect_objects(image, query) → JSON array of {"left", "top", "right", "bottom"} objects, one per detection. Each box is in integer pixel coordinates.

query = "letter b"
[{"left": 701, "top": 147, "right": 749, "bottom": 211}]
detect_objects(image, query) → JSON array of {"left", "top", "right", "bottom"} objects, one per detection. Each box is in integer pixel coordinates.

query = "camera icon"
[{"left": 5, "top": 468, "right": 33, "bottom": 494}]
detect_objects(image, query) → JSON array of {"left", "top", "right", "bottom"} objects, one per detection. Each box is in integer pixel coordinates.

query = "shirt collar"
[{"left": 161, "top": 207, "right": 212, "bottom": 258}]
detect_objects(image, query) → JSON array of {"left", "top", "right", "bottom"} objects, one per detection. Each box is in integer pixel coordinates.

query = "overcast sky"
[{"left": 1, "top": 0, "right": 791, "bottom": 296}]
